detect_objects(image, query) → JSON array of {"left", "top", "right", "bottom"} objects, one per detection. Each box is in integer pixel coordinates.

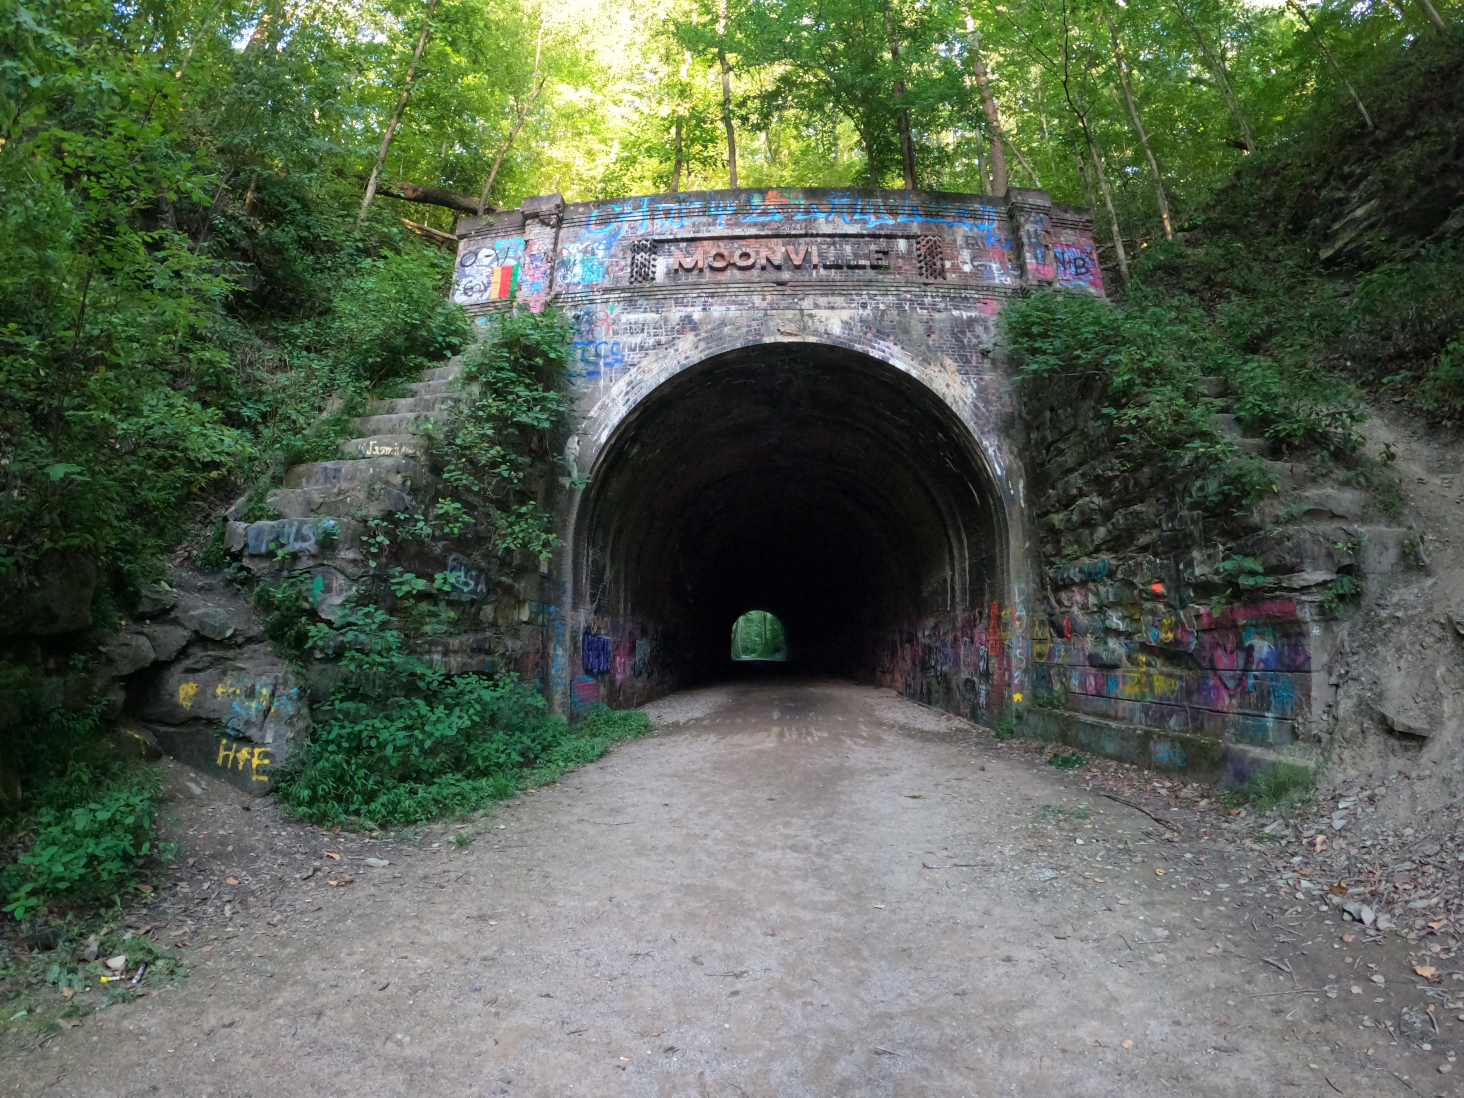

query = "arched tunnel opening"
[{"left": 573, "top": 343, "right": 1011, "bottom": 706}]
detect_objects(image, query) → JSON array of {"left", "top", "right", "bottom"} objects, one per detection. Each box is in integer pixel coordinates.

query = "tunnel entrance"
[
  {"left": 573, "top": 342, "right": 1011, "bottom": 711},
  {"left": 731, "top": 611, "right": 787, "bottom": 662}
]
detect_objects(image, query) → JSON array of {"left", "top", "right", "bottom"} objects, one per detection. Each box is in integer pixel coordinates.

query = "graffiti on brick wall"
[
  {"left": 572, "top": 675, "right": 601, "bottom": 708},
  {"left": 1052, "top": 243, "right": 1102, "bottom": 292},
  {"left": 875, "top": 598, "right": 1017, "bottom": 721},
  {"left": 454, "top": 237, "right": 528, "bottom": 305},
  {"left": 582, "top": 632, "right": 612, "bottom": 675}
]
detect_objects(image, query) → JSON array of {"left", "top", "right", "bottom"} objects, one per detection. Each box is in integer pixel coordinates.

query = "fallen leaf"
[
  {"left": 60, "top": 987, "right": 74, "bottom": 999},
  {"left": 872, "top": 904, "right": 885, "bottom": 909},
  {"left": 1122, "top": 1039, "right": 1134, "bottom": 1049},
  {"left": 1415, "top": 966, "right": 1437, "bottom": 978},
  {"left": 324, "top": 852, "right": 341, "bottom": 861},
  {"left": 226, "top": 878, "right": 239, "bottom": 885},
  {"left": 1342, "top": 932, "right": 1356, "bottom": 943},
  {"left": 1155, "top": 869, "right": 1166, "bottom": 877},
  {"left": 58, "top": 1018, "right": 81, "bottom": 1029},
  {"left": 1350, "top": 986, "right": 1361, "bottom": 994},
  {"left": 137, "top": 884, "right": 153, "bottom": 894},
  {"left": 1093, "top": 878, "right": 1105, "bottom": 883},
  {"left": 201, "top": 946, "right": 214, "bottom": 953}
]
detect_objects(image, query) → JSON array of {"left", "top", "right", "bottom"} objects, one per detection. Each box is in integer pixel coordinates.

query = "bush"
[
  {"left": 1, "top": 770, "right": 166, "bottom": 920},
  {"left": 1231, "top": 762, "right": 1315, "bottom": 815}
]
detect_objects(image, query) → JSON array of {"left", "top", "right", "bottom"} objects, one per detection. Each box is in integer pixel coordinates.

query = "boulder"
[
  {"left": 178, "top": 607, "right": 239, "bottom": 641},
  {"left": 138, "top": 643, "right": 307, "bottom": 788},
  {"left": 100, "top": 631, "right": 156, "bottom": 677},
  {"left": 141, "top": 622, "right": 191, "bottom": 662},
  {"left": 133, "top": 582, "right": 178, "bottom": 617}
]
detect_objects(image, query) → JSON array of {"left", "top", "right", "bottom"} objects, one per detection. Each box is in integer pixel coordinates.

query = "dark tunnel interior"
[{"left": 575, "top": 344, "right": 1009, "bottom": 686}]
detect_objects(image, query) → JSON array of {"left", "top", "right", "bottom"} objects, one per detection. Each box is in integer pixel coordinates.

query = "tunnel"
[{"left": 572, "top": 342, "right": 1011, "bottom": 697}]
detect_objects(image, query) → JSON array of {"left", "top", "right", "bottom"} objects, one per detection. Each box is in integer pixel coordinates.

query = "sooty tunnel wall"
[{"left": 574, "top": 344, "right": 1009, "bottom": 687}]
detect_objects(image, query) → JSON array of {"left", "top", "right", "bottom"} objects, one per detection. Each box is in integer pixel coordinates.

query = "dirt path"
[{"left": 7, "top": 681, "right": 1458, "bottom": 1096}]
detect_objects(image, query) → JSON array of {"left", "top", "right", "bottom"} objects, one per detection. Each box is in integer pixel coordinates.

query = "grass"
[{"left": 1225, "top": 763, "right": 1316, "bottom": 815}]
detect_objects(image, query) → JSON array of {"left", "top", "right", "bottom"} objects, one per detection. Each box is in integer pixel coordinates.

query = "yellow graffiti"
[
  {"left": 217, "top": 739, "right": 272, "bottom": 781},
  {"left": 178, "top": 682, "right": 198, "bottom": 709}
]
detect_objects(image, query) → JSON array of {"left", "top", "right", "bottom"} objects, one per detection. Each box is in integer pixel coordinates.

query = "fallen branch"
[
  {"left": 1098, "top": 791, "right": 1182, "bottom": 831},
  {"left": 398, "top": 217, "right": 458, "bottom": 246},
  {"left": 376, "top": 181, "right": 494, "bottom": 216}
]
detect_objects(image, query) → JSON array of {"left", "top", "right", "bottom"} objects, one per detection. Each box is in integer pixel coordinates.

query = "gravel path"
[{"left": 5, "top": 680, "right": 1458, "bottom": 1096}]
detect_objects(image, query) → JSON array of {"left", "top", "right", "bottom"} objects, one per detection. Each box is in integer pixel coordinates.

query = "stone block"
[
  {"left": 134, "top": 582, "right": 178, "bottom": 617},
  {"left": 100, "top": 631, "right": 156, "bottom": 677},
  {"left": 178, "top": 607, "right": 239, "bottom": 641},
  {"left": 142, "top": 622, "right": 192, "bottom": 662}
]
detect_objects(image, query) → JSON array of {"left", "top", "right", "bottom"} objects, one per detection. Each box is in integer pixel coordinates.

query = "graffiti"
[
  {"left": 550, "top": 619, "right": 567, "bottom": 691},
  {"left": 558, "top": 235, "right": 618, "bottom": 288},
  {"left": 571, "top": 676, "right": 601, "bottom": 708},
  {"left": 446, "top": 555, "right": 491, "bottom": 601},
  {"left": 571, "top": 339, "right": 627, "bottom": 374},
  {"left": 582, "top": 632, "right": 612, "bottom": 675},
  {"left": 245, "top": 518, "right": 337, "bottom": 557},
  {"left": 1053, "top": 243, "right": 1101, "bottom": 290},
  {"left": 669, "top": 241, "right": 891, "bottom": 275},
  {"left": 1050, "top": 559, "right": 1111, "bottom": 587},
  {"left": 454, "top": 238, "right": 527, "bottom": 304},
  {"left": 178, "top": 681, "right": 198, "bottom": 709},
  {"left": 521, "top": 240, "right": 551, "bottom": 312},
  {"left": 216, "top": 738, "right": 271, "bottom": 782},
  {"left": 633, "top": 637, "right": 652, "bottom": 678}
]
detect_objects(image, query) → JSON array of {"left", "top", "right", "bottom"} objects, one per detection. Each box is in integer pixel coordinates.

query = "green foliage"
[
  {"left": 992, "top": 716, "right": 1018, "bottom": 741},
  {"left": 434, "top": 308, "right": 572, "bottom": 563},
  {"left": 1230, "top": 763, "right": 1315, "bottom": 814},
  {"left": 1322, "top": 574, "right": 1363, "bottom": 616},
  {"left": 1047, "top": 751, "right": 1087, "bottom": 770},
  {"left": 1, "top": 772, "right": 167, "bottom": 921},
  {"left": 731, "top": 610, "right": 787, "bottom": 661},
  {"left": 1218, "top": 554, "right": 1268, "bottom": 589},
  {"left": 0, "top": 704, "right": 169, "bottom": 921}
]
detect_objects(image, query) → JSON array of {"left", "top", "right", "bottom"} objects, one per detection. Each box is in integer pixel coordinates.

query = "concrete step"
[
  {"left": 419, "top": 360, "right": 466, "bottom": 384},
  {"left": 283, "top": 456, "right": 428, "bottom": 494},
  {"left": 265, "top": 483, "right": 421, "bottom": 520},
  {"left": 1198, "top": 375, "right": 1227, "bottom": 399},
  {"left": 1263, "top": 460, "right": 1315, "bottom": 492},
  {"left": 365, "top": 394, "right": 463, "bottom": 416},
  {"left": 1259, "top": 486, "right": 1366, "bottom": 527},
  {"left": 349, "top": 411, "right": 452, "bottom": 437},
  {"left": 1235, "top": 436, "right": 1274, "bottom": 457},
  {"left": 406, "top": 378, "right": 461, "bottom": 397},
  {"left": 339, "top": 434, "right": 428, "bottom": 460},
  {"left": 1209, "top": 412, "right": 1245, "bottom": 438}
]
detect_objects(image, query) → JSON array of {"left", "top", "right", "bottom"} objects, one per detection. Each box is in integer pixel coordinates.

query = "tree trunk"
[
  {"left": 887, "top": 11, "right": 918, "bottom": 190},
  {"left": 357, "top": 0, "right": 440, "bottom": 226},
  {"left": 671, "top": 117, "right": 684, "bottom": 193},
  {"left": 1171, "top": 0, "right": 1254, "bottom": 151},
  {"left": 1105, "top": 12, "right": 1173, "bottom": 240},
  {"left": 1085, "top": 130, "right": 1129, "bottom": 284},
  {"left": 376, "top": 181, "right": 487, "bottom": 215},
  {"left": 1416, "top": 0, "right": 1447, "bottom": 31},
  {"left": 1004, "top": 138, "right": 1042, "bottom": 188},
  {"left": 476, "top": 75, "right": 547, "bottom": 215},
  {"left": 1286, "top": 1, "right": 1378, "bottom": 134},
  {"left": 718, "top": 47, "right": 738, "bottom": 187},
  {"left": 964, "top": 21, "right": 1008, "bottom": 196}
]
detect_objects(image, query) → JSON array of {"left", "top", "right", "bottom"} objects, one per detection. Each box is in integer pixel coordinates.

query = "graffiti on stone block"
[
  {"left": 246, "top": 518, "right": 337, "bottom": 556},
  {"left": 446, "top": 555, "right": 491, "bottom": 601},
  {"left": 455, "top": 238, "right": 528, "bottom": 304},
  {"left": 216, "top": 737, "right": 272, "bottom": 782}
]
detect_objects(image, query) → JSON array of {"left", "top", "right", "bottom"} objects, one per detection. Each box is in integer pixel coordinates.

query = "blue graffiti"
[{"left": 582, "top": 632, "right": 612, "bottom": 675}]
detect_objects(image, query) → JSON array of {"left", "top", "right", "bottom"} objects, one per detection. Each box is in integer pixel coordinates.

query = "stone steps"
[
  {"left": 348, "top": 411, "right": 453, "bottom": 437},
  {"left": 365, "top": 394, "right": 464, "bottom": 416},
  {"left": 339, "top": 434, "right": 428, "bottom": 460}
]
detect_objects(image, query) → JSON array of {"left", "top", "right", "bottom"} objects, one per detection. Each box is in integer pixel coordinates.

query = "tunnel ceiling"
[{"left": 577, "top": 344, "right": 1008, "bottom": 676}]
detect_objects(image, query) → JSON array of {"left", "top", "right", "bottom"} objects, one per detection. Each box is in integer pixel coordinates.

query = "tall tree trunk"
[
  {"left": 1171, "top": 0, "right": 1254, "bottom": 151},
  {"left": 671, "top": 117, "right": 684, "bottom": 193},
  {"left": 887, "top": 10, "right": 918, "bottom": 190},
  {"left": 718, "top": 47, "right": 738, "bottom": 187},
  {"left": 1005, "top": 138, "right": 1042, "bottom": 188},
  {"left": 358, "top": 0, "right": 440, "bottom": 226},
  {"left": 1415, "top": 0, "right": 1448, "bottom": 31},
  {"left": 1084, "top": 128, "right": 1129, "bottom": 284},
  {"left": 1105, "top": 12, "right": 1173, "bottom": 240},
  {"left": 1286, "top": 1, "right": 1378, "bottom": 134},
  {"left": 476, "top": 75, "right": 547, "bottom": 215},
  {"left": 963, "top": 19, "right": 1008, "bottom": 196}
]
